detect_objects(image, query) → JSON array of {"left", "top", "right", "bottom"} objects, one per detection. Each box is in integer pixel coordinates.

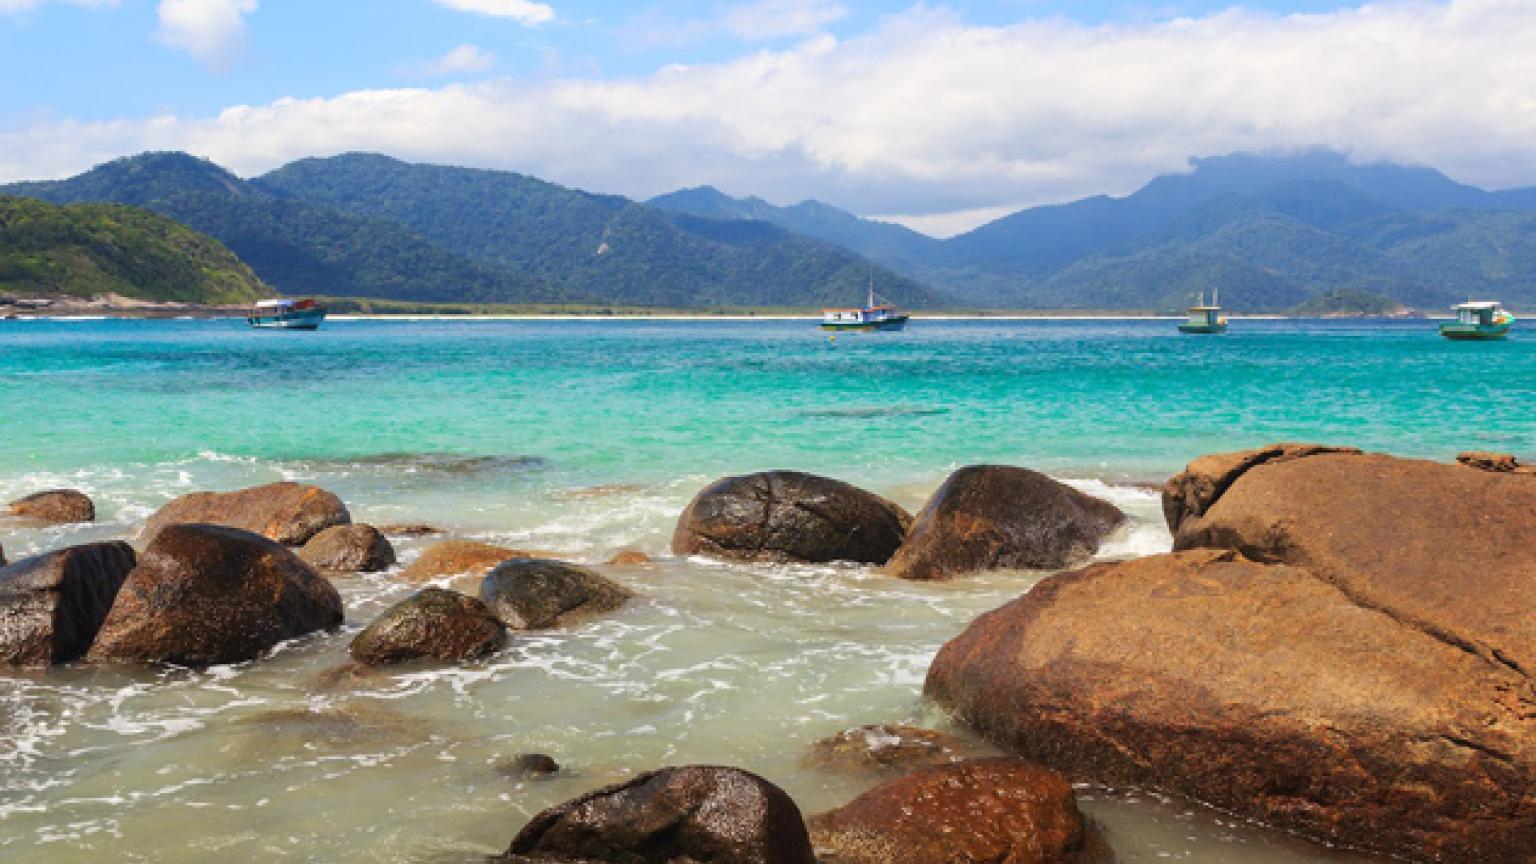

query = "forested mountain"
[{"left": 0, "top": 195, "right": 266, "bottom": 304}]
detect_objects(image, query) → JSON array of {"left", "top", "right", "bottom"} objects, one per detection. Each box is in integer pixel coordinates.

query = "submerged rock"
[
  {"left": 495, "top": 753, "right": 561, "bottom": 779},
  {"left": 803, "top": 724, "right": 986, "bottom": 775},
  {"left": 349, "top": 588, "right": 506, "bottom": 666},
  {"left": 6, "top": 489, "right": 96, "bottom": 523},
  {"left": 672, "top": 471, "right": 912, "bottom": 564},
  {"left": 0, "top": 541, "right": 135, "bottom": 665},
  {"left": 143, "top": 482, "right": 350, "bottom": 546},
  {"left": 479, "top": 558, "right": 633, "bottom": 630},
  {"left": 501, "top": 765, "right": 815, "bottom": 864},
  {"left": 400, "top": 540, "right": 537, "bottom": 584},
  {"left": 605, "top": 549, "right": 651, "bottom": 566},
  {"left": 298, "top": 524, "right": 396, "bottom": 573},
  {"left": 378, "top": 522, "right": 442, "bottom": 537},
  {"left": 926, "top": 547, "right": 1536, "bottom": 863},
  {"left": 809, "top": 759, "right": 1098, "bottom": 864},
  {"left": 884, "top": 466, "right": 1124, "bottom": 581},
  {"left": 89, "top": 524, "right": 343, "bottom": 667}
]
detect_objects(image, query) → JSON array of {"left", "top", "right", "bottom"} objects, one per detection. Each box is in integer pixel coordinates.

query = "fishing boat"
[
  {"left": 820, "top": 274, "right": 909, "bottom": 332},
  {"left": 1178, "top": 288, "right": 1227, "bottom": 334},
  {"left": 247, "top": 298, "right": 327, "bottom": 330},
  {"left": 1439, "top": 301, "right": 1513, "bottom": 341}
]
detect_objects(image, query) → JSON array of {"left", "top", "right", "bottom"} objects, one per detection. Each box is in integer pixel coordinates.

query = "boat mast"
[
  {"left": 868, "top": 268, "right": 875, "bottom": 309},
  {"left": 1214, "top": 285, "right": 1220, "bottom": 308}
]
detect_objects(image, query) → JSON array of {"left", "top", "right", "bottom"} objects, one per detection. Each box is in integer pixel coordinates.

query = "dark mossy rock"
[
  {"left": 88, "top": 524, "right": 343, "bottom": 667},
  {"left": 479, "top": 558, "right": 633, "bottom": 630},
  {"left": 6, "top": 488, "right": 96, "bottom": 523},
  {"left": 298, "top": 524, "right": 396, "bottom": 573},
  {"left": 0, "top": 541, "right": 135, "bottom": 665},
  {"left": 142, "top": 481, "right": 350, "bottom": 546},
  {"left": 349, "top": 588, "right": 506, "bottom": 666}
]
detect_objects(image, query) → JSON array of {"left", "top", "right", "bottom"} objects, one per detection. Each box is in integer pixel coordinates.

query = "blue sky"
[{"left": 2, "top": 1, "right": 1532, "bottom": 235}]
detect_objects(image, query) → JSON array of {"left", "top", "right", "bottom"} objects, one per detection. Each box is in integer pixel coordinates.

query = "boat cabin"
[
  {"left": 822, "top": 306, "right": 899, "bottom": 326},
  {"left": 1452, "top": 301, "right": 1505, "bottom": 326},
  {"left": 252, "top": 298, "right": 317, "bottom": 313},
  {"left": 1184, "top": 306, "right": 1223, "bottom": 329}
]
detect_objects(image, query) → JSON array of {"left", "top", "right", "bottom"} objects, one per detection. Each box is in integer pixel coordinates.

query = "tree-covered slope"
[{"left": 0, "top": 195, "right": 267, "bottom": 304}]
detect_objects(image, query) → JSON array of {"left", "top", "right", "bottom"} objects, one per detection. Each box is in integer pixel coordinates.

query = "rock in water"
[
  {"left": 479, "top": 559, "right": 633, "bottom": 630},
  {"left": 349, "top": 588, "right": 506, "bottom": 666},
  {"left": 400, "top": 540, "right": 536, "bottom": 583},
  {"left": 6, "top": 489, "right": 96, "bottom": 523},
  {"left": 143, "top": 482, "right": 350, "bottom": 546},
  {"left": 501, "top": 765, "right": 815, "bottom": 864},
  {"left": 884, "top": 466, "right": 1124, "bottom": 580},
  {"left": 606, "top": 549, "right": 651, "bottom": 566},
  {"left": 495, "top": 753, "right": 561, "bottom": 779},
  {"left": 803, "top": 724, "right": 985, "bottom": 775},
  {"left": 298, "top": 524, "right": 396, "bottom": 573},
  {"left": 0, "top": 542, "right": 135, "bottom": 665},
  {"left": 809, "top": 759, "right": 1096, "bottom": 864},
  {"left": 671, "top": 471, "right": 911, "bottom": 564},
  {"left": 925, "top": 548, "right": 1536, "bottom": 863},
  {"left": 88, "top": 524, "right": 343, "bottom": 667}
]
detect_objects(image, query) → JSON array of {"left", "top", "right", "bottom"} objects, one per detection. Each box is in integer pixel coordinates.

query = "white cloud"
[
  {"left": 635, "top": 0, "right": 849, "bottom": 46},
  {"left": 414, "top": 44, "right": 497, "bottom": 77},
  {"left": 7, "top": 1, "right": 1536, "bottom": 233},
  {"left": 429, "top": 0, "right": 553, "bottom": 26},
  {"left": 0, "top": 0, "right": 116, "bottom": 14},
  {"left": 155, "top": 0, "right": 258, "bottom": 72}
]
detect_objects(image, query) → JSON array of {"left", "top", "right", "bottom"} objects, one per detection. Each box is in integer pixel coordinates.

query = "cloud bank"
[{"left": 5, "top": 0, "right": 1536, "bottom": 233}]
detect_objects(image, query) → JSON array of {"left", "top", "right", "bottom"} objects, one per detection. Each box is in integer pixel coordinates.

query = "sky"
[{"left": 2, "top": 0, "right": 1534, "bottom": 236}]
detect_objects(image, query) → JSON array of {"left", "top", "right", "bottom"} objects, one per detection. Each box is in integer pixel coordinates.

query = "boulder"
[
  {"left": 925, "top": 548, "right": 1536, "bottom": 863},
  {"left": 1161, "top": 443, "right": 1359, "bottom": 533},
  {"left": 6, "top": 488, "right": 95, "bottom": 523},
  {"left": 1171, "top": 448, "right": 1536, "bottom": 673},
  {"left": 501, "top": 765, "right": 815, "bottom": 864},
  {"left": 803, "top": 724, "right": 985, "bottom": 775},
  {"left": 143, "top": 482, "right": 350, "bottom": 546},
  {"left": 883, "top": 466, "right": 1124, "bottom": 581},
  {"left": 606, "top": 549, "right": 651, "bottom": 566},
  {"left": 479, "top": 558, "right": 633, "bottom": 630},
  {"left": 88, "top": 524, "right": 343, "bottom": 667},
  {"left": 0, "top": 542, "right": 135, "bottom": 665},
  {"left": 400, "top": 539, "right": 536, "bottom": 584},
  {"left": 809, "top": 759, "right": 1097, "bottom": 864},
  {"left": 671, "top": 471, "right": 911, "bottom": 564},
  {"left": 298, "top": 524, "right": 396, "bottom": 573},
  {"left": 349, "top": 588, "right": 506, "bottom": 666}
]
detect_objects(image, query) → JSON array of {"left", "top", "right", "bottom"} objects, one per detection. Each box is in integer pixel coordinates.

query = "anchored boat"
[
  {"left": 821, "top": 274, "right": 909, "bottom": 332},
  {"left": 247, "top": 298, "right": 326, "bottom": 331},
  {"left": 1439, "top": 301, "right": 1513, "bottom": 341},
  {"left": 1178, "top": 289, "right": 1228, "bottom": 335}
]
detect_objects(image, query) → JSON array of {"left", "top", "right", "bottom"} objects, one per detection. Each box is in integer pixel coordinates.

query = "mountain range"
[{"left": 5, "top": 149, "right": 1536, "bottom": 311}]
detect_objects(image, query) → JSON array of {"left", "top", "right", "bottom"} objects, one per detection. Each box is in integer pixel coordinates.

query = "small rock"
[
  {"left": 495, "top": 753, "right": 560, "bottom": 779},
  {"left": 6, "top": 489, "right": 96, "bottom": 523},
  {"left": 349, "top": 588, "right": 506, "bottom": 666},
  {"left": 501, "top": 765, "right": 815, "bottom": 864},
  {"left": 143, "top": 482, "right": 350, "bottom": 546},
  {"left": 605, "top": 549, "right": 651, "bottom": 566},
  {"left": 378, "top": 522, "right": 442, "bottom": 537},
  {"left": 804, "top": 724, "right": 985, "bottom": 775},
  {"left": 0, "top": 541, "right": 135, "bottom": 665},
  {"left": 479, "top": 558, "right": 633, "bottom": 630},
  {"left": 298, "top": 524, "right": 396, "bottom": 573},
  {"left": 400, "top": 539, "right": 537, "bottom": 584},
  {"left": 1456, "top": 450, "right": 1524, "bottom": 473}
]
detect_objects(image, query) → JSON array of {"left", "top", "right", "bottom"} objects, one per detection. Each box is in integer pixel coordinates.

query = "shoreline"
[{"left": 3, "top": 308, "right": 1425, "bottom": 322}]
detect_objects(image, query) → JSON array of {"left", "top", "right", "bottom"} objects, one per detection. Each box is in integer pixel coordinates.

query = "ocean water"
[{"left": 2, "top": 317, "right": 1532, "bottom": 863}]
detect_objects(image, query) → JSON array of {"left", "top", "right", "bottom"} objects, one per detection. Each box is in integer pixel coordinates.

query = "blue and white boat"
[
  {"left": 820, "top": 274, "right": 909, "bottom": 332},
  {"left": 247, "top": 298, "right": 326, "bottom": 330}
]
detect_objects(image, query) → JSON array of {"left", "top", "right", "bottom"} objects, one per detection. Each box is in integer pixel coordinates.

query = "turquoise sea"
[{"left": 2, "top": 317, "right": 1531, "bottom": 863}]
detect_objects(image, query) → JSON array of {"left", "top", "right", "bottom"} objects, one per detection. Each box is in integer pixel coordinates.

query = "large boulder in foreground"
[
  {"left": 479, "top": 558, "right": 633, "bottom": 630},
  {"left": 926, "top": 548, "right": 1536, "bottom": 863},
  {"left": 809, "top": 759, "right": 1098, "bottom": 864},
  {"left": 884, "top": 466, "right": 1123, "bottom": 581},
  {"left": 1160, "top": 442, "right": 1359, "bottom": 533},
  {"left": 143, "top": 482, "right": 350, "bottom": 546},
  {"left": 501, "top": 765, "right": 815, "bottom": 864},
  {"left": 6, "top": 489, "right": 96, "bottom": 523},
  {"left": 298, "top": 524, "right": 396, "bottom": 573},
  {"left": 349, "top": 588, "right": 506, "bottom": 666},
  {"left": 400, "top": 539, "right": 535, "bottom": 584},
  {"left": 88, "top": 524, "right": 343, "bottom": 667},
  {"left": 672, "top": 471, "right": 911, "bottom": 565},
  {"left": 0, "top": 542, "right": 135, "bottom": 665}
]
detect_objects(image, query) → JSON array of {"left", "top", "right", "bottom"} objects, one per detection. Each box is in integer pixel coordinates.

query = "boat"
[
  {"left": 1439, "top": 301, "right": 1514, "bottom": 341},
  {"left": 820, "top": 273, "right": 909, "bottom": 332},
  {"left": 1178, "top": 288, "right": 1228, "bottom": 334},
  {"left": 247, "top": 298, "right": 327, "bottom": 330}
]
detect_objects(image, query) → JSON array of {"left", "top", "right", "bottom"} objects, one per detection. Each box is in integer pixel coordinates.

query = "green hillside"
[{"left": 0, "top": 195, "right": 267, "bottom": 304}]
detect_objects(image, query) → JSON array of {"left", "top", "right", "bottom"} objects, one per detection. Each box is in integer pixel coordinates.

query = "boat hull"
[
  {"left": 248, "top": 309, "right": 326, "bottom": 330},
  {"left": 820, "top": 315, "right": 909, "bottom": 332},
  {"left": 1439, "top": 318, "right": 1513, "bottom": 341},
  {"left": 1178, "top": 323, "right": 1228, "bottom": 334}
]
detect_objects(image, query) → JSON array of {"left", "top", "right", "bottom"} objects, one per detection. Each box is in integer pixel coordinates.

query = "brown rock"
[
  {"left": 1457, "top": 450, "right": 1525, "bottom": 473},
  {"left": 606, "top": 549, "right": 651, "bottom": 566},
  {"left": 501, "top": 765, "right": 815, "bottom": 864},
  {"left": 400, "top": 539, "right": 535, "bottom": 584},
  {"left": 884, "top": 466, "right": 1124, "bottom": 581},
  {"left": 479, "top": 558, "right": 633, "bottom": 630},
  {"left": 88, "top": 524, "right": 343, "bottom": 667},
  {"left": 804, "top": 724, "right": 985, "bottom": 775},
  {"left": 672, "top": 471, "right": 912, "bottom": 565},
  {"left": 1161, "top": 443, "right": 1360, "bottom": 533},
  {"left": 298, "top": 524, "right": 396, "bottom": 573},
  {"left": 809, "top": 759, "right": 1094, "bottom": 864},
  {"left": 143, "top": 482, "right": 350, "bottom": 546},
  {"left": 0, "top": 542, "right": 135, "bottom": 665},
  {"left": 925, "top": 548, "right": 1536, "bottom": 863},
  {"left": 378, "top": 522, "right": 442, "bottom": 537},
  {"left": 349, "top": 588, "right": 506, "bottom": 666},
  {"left": 6, "top": 489, "right": 96, "bottom": 523}
]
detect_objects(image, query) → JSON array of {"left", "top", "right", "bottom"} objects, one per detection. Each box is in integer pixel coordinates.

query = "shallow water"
[{"left": 5, "top": 318, "right": 1532, "bottom": 862}]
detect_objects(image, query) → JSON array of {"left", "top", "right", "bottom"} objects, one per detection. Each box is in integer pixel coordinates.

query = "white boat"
[
  {"left": 247, "top": 298, "right": 326, "bottom": 330},
  {"left": 820, "top": 273, "right": 909, "bottom": 332}
]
